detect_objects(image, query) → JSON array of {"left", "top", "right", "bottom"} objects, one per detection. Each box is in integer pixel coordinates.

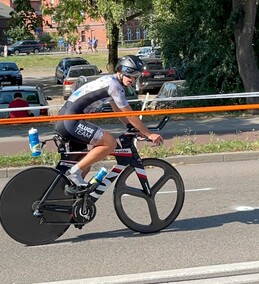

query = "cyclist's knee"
[{"left": 99, "top": 132, "right": 117, "bottom": 150}]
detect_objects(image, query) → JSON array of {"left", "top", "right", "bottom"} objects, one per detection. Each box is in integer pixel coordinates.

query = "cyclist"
[{"left": 54, "top": 55, "right": 163, "bottom": 193}]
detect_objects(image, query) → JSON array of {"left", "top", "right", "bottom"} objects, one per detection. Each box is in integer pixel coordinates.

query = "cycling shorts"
[{"left": 55, "top": 119, "right": 104, "bottom": 146}]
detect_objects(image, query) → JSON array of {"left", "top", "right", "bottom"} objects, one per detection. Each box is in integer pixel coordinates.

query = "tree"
[
  {"left": 43, "top": 0, "right": 153, "bottom": 72},
  {"left": 150, "top": 0, "right": 259, "bottom": 103},
  {"left": 5, "top": 0, "right": 42, "bottom": 42},
  {"left": 149, "top": 0, "right": 241, "bottom": 97},
  {"left": 233, "top": 0, "right": 259, "bottom": 103}
]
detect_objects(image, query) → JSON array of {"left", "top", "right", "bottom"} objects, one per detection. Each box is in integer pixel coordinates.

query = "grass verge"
[
  {"left": 1, "top": 133, "right": 259, "bottom": 168},
  {"left": 0, "top": 50, "right": 133, "bottom": 73}
]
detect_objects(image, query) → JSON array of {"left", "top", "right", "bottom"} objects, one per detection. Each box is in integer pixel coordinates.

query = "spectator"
[
  {"left": 93, "top": 37, "right": 98, "bottom": 52},
  {"left": 87, "top": 37, "right": 93, "bottom": 52},
  {"left": 8, "top": 92, "right": 33, "bottom": 118},
  {"left": 71, "top": 44, "right": 76, "bottom": 54},
  {"left": 77, "top": 40, "right": 82, "bottom": 54},
  {"left": 65, "top": 41, "right": 69, "bottom": 54}
]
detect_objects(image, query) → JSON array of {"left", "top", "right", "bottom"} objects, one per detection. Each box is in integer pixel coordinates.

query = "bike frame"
[
  {"left": 54, "top": 132, "right": 152, "bottom": 204},
  {"left": 37, "top": 116, "right": 169, "bottom": 214}
]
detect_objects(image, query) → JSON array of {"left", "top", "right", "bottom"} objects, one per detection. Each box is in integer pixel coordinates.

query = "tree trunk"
[
  {"left": 233, "top": 0, "right": 259, "bottom": 104},
  {"left": 107, "top": 22, "right": 119, "bottom": 73}
]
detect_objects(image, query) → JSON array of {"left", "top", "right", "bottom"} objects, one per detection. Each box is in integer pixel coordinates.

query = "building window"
[
  {"left": 143, "top": 30, "right": 148, "bottom": 39},
  {"left": 81, "top": 31, "right": 85, "bottom": 42},
  {"left": 127, "top": 27, "right": 132, "bottom": 41},
  {"left": 136, "top": 28, "right": 141, "bottom": 40}
]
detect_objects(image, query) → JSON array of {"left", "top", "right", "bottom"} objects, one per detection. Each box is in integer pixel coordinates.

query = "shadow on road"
[
  {"left": 41, "top": 209, "right": 259, "bottom": 246},
  {"left": 171, "top": 208, "right": 259, "bottom": 231}
]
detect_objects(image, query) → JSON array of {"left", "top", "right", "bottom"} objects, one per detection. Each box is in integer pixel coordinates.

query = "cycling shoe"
[{"left": 64, "top": 184, "right": 89, "bottom": 196}]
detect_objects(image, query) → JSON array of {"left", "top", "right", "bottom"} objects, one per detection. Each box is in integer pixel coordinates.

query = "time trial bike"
[{"left": 0, "top": 116, "right": 185, "bottom": 246}]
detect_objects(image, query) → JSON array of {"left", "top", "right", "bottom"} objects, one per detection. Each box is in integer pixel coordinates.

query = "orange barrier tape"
[{"left": 1, "top": 104, "right": 259, "bottom": 125}]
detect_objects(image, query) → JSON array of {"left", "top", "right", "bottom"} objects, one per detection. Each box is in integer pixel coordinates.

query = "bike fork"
[{"left": 134, "top": 165, "right": 152, "bottom": 196}]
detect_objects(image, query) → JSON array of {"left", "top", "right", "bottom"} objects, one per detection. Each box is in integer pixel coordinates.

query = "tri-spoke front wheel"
[{"left": 113, "top": 158, "right": 185, "bottom": 233}]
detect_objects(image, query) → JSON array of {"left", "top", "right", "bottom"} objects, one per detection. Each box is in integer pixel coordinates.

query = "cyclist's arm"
[{"left": 110, "top": 101, "right": 130, "bottom": 125}]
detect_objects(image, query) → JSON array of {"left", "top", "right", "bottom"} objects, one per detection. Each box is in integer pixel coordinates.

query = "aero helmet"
[{"left": 116, "top": 55, "right": 143, "bottom": 78}]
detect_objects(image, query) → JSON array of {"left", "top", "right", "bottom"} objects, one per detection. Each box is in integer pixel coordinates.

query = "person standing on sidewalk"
[
  {"left": 93, "top": 37, "right": 98, "bottom": 52},
  {"left": 87, "top": 37, "right": 93, "bottom": 52}
]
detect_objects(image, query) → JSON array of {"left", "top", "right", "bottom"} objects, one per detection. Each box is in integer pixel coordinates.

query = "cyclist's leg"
[
  {"left": 77, "top": 131, "right": 117, "bottom": 171},
  {"left": 57, "top": 119, "right": 117, "bottom": 187}
]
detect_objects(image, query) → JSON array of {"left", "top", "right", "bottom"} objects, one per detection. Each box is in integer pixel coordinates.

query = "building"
[
  {"left": 0, "top": 0, "right": 148, "bottom": 48},
  {"left": 0, "top": 1, "right": 13, "bottom": 44}
]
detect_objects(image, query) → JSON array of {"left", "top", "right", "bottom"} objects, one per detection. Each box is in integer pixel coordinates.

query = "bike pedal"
[{"left": 64, "top": 184, "right": 89, "bottom": 196}]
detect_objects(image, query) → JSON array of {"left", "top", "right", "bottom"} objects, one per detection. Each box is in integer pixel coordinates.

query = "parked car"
[
  {"left": 55, "top": 57, "right": 90, "bottom": 85},
  {"left": 135, "top": 58, "right": 180, "bottom": 94},
  {"left": 63, "top": 64, "right": 102, "bottom": 100},
  {"left": 0, "top": 62, "right": 23, "bottom": 85},
  {"left": 0, "top": 85, "right": 52, "bottom": 118},
  {"left": 7, "top": 40, "right": 42, "bottom": 56},
  {"left": 148, "top": 80, "right": 186, "bottom": 110},
  {"left": 136, "top": 46, "right": 161, "bottom": 59},
  {"left": 70, "top": 75, "right": 142, "bottom": 112}
]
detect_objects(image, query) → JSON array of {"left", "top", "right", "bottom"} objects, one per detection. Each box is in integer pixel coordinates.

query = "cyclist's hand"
[{"left": 148, "top": 134, "right": 164, "bottom": 145}]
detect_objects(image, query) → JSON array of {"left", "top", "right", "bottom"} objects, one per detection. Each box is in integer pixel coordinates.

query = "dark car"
[
  {"left": 55, "top": 57, "right": 90, "bottom": 84},
  {"left": 148, "top": 80, "right": 186, "bottom": 110},
  {"left": 7, "top": 40, "right": 42, "bottom": 56},
  {"left": 0, "top": 62, "right": 23, "bottom": 85},
  {"left": 135, "top": 58, "right": 180, "bottom": 94},
  {"left": 70, "top": 75, "right": 142, "bottom": 112}
]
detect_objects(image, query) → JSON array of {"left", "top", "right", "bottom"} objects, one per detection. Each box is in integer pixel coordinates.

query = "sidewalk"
[{"left": 1, "top": 115, "right": 259, "bottom": 178}]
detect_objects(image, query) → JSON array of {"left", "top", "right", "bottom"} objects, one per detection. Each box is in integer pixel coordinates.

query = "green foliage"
[
  {"left": 149, "top": 0, "right": 244, "bottom": 96},
  {"left": 2, "top": 134, "right": 259, "bottom": 168},
  {"left": 42, "top": 0, "right": 152, "bottom": 69},
  {"left": 5, "top": 27, "right": 34, "bottom": 43},
  {"left": 5, "top": 0, "right": 42, "bottom": 42},
  {"left": 42, "top": 0, "right": 88, "bottom": 35},
  {"left": 38, "top": 32, "right": 52, "bottom": 43}
]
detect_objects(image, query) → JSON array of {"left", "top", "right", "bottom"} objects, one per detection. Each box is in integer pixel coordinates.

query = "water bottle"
[
  {"left": 28, "top": 128, "right": 41, "bottom": 157},
  {"left": 89, "top": 167, "right": 107, "bottom": 185}
]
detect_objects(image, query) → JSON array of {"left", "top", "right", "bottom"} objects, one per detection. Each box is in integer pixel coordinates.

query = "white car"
[
  {"left": 0, "top": 85, "right": 52, "bottom": 118},
  {"left": 63, "top": 64, "right": 102, "bottom": 100},
  {"left": 136, "top": 46, "right": 161, "bottom": 59}
]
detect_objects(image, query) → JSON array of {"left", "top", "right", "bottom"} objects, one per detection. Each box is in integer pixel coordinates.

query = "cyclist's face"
[{"left": 122, "top": 74, "right": 136, "bottom": 86}]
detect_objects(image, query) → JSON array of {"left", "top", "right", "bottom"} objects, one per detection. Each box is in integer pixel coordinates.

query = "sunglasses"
[{"left": 123, "top": 72, "right": 141, "bottom": 79}]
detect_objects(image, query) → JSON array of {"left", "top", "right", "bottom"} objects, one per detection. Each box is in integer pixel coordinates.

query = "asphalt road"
[
  {"left": 2, "top": 67, "right": 259, "bottom": 283},
  {"left": 1, "top": 160, "right": 259, "bottom": 283}
]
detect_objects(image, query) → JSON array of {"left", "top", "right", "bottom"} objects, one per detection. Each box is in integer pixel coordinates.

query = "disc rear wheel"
[
  {"left": 0, "top": 167, "right": 73, "bottom": 245},
  {"left": 114, "top": 158, "right": 185, "bottom": 233}
]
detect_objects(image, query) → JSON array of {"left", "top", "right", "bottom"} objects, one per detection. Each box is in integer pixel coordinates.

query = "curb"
[{"left": 1, "top": 151, "right": 259, "bottom": 179}]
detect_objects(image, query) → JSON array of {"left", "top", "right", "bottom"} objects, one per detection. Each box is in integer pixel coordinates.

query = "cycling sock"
[
  {"left": 66, "top": 170, "right": 88, "bottom": 187},
  {"left": 70, "top": 164, "right": 81, "bottom": 175}
]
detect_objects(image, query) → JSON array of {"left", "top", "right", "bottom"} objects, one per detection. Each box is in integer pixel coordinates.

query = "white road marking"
[
  {"left": 35, "top": 260, "right": 259, "bottom": 284},
  {"left": 157, "top": 188, "right": 214, "bottom": 194}
]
